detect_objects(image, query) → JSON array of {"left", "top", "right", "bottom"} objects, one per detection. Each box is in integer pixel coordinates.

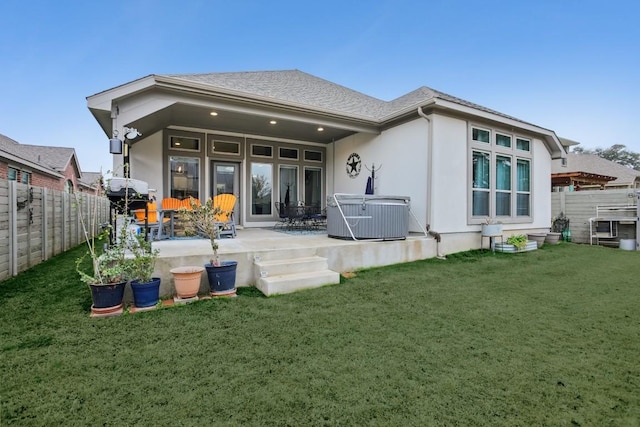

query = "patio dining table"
[{"left": 276, "top": 204, "right": 326, "bottom": 230}]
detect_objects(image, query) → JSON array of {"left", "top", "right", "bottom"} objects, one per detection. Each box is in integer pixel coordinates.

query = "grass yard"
[{"left": 1, "top": 242, "right": 639, "bottom": 426}]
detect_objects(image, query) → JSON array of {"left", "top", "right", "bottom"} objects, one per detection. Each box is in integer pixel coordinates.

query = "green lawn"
[{"left": 1, "top": 243, "right": 639, "bottom": 426}]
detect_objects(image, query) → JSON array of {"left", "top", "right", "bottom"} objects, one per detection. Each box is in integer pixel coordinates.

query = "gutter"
[{"left": 417, "top": 106, "right": 445, "bottom": 260}]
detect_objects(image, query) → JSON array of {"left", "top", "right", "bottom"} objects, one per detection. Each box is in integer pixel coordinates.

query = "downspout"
[{"left": 417, "top": 106, "right": 445, "bottom": 259}]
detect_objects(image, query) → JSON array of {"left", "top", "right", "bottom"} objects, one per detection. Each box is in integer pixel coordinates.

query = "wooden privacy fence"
[
  {"left": 551, "top": 189, "right": 638, "bottom": 244},
  {"left": 0, "top": 179, "right": 110, "bottom": 281}
]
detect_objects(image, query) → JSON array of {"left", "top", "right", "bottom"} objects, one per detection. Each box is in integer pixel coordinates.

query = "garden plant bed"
[{"left": 494, "top": 240, "right": 538, "bottom": 253}]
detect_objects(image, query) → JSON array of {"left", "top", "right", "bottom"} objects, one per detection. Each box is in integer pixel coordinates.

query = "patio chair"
[
  {"left": 274, "top": 202, "right": 289, "bottom": 228},
  {"left": 160, "top": 197, "right": 183, "bottom": 211},
  {"left": 133, "top": 201, "right": 173, "bottom": 240},
  {"left": 213, "top": 193, "right": 237, "bottom": 238}
]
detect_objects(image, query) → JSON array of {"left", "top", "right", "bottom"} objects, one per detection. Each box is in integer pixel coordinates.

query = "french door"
[{"left": 211, "top": 161, "right": 240, "bottom": 223}]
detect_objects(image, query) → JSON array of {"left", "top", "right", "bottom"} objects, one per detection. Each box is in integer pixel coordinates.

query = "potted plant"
[
  {"left": 481, "top": 217, "right": 503, "bottom": 236},
  {"left": 506, "top": 234, "right": 529, "bottom": 250},
  {"left": 179, "top": 197, "right": 238, "bottom": 297},
  {"left": 548, "top": 212, "right": 569, "bottom": 244},
  {"left": 127, "top": 233, "right": 161, "bottom": 309},
  {"left": 75, "top": 226, "right": 130, "bottom": 317},
  {"left": 75, "top": 170, "right": 137, "bottom": 316},
  {"left": 527, "top": 232, "right": 547, "bottom": 248}
]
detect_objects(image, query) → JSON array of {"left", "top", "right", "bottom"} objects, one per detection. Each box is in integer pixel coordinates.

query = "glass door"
[{"left": 211, "top": 161, "right": 240, "bottom": 222}]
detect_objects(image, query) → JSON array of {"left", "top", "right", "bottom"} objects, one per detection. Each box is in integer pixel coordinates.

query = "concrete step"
[
  {"left": 256, "top": 270, "right": 341, "bottom": 296},
  {"left": 255, "top": 255, "right": 328, "bottom": 278}
]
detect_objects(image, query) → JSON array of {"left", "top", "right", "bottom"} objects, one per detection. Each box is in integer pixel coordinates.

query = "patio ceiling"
[{"left": 126, "top": 102, "right": 362, "bottom": 145}]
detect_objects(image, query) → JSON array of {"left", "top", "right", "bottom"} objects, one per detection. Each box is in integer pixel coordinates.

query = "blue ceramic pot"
[
  {"left": 130, "top": 278, "right": 161, "bottom": 308},
  {"left": 205, "top": 261, "right": 237, "bottom": 296}
]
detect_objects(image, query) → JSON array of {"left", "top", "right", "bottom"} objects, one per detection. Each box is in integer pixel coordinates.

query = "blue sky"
[{"left": 1, "top": 0, "right": 638, "bottom": 174}]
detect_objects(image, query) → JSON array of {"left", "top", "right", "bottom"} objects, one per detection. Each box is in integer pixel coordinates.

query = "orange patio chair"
[
  {"left": 213, "top": 193, "right": 237, "bottom": 238},
  {"left": 160, "top": 197, "right": 183, "bottom": 211},
  {"left": 133, "top": 201, "right": 173, "bottom": 240}
]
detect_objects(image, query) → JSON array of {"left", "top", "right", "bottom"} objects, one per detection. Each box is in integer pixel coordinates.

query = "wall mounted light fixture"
[{"left": 109, "top": 126, "right": 142, "bottom": 154}]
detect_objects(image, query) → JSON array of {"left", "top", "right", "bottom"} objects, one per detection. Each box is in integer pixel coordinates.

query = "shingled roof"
[
  {"left": 0, "top": 133, "right": 79, "bottom": 177},
  {"left": 163, "top": 69, "right": 531, "bottom": 124},
  {"left": 553, "top": 153, "right": 640, "bottom": 187}
]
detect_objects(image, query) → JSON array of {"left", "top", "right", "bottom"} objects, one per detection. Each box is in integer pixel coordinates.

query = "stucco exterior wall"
[
  {"left": 332, "top": 114, "right": 554, "bottom": 236},
  {"left": 532, "top": 137, "right": 552, "bottom": 227},
  {"left": 333, "top": 119, "right": 430, "bottom": 232},
  {"left": 430, "top": 114, "right": 468, "bottom": 233},
  {"left": 129, "top": 131, "right": 163, "bottom": 198}
]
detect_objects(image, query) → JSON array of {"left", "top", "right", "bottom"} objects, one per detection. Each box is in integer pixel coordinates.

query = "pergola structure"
[{"left": 551, "top": 171, "right": 616, "bottom": 190}]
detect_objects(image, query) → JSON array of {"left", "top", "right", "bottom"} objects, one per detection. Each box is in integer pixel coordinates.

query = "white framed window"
[
  {"left": 8, "top": 167, "right": 18, "bottom": 181},
  {"left": 21, "top": 171, "right": 31, "bottom": 184},
  {"left": 469, "top": 125, "right": 532, "bottom": 222}
]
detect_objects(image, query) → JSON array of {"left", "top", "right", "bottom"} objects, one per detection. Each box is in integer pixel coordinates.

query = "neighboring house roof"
[
  {"left": 79, "top": 171, "right": 103, "bottom": 190},
  {"left": 552, "top": 153, "right": 640, "bottom": 187},
  {"left": 0, "top": 133, "right": 93, "bottom": 185}
]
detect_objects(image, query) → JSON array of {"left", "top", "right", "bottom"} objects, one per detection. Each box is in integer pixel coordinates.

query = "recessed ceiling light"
[
  {"left": 317, "top": 127, "right": 324, "bottom": 132},
  {"left": 210, "top": 111, "right": 218, "bottom": 116},
  {"left": 270, "top": 120, "right": 277, "bottom": 125}
]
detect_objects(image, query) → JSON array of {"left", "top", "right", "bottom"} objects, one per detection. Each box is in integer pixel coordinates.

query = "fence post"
[
  {"left": 42, "top": 188, "right": 48, "bottom": 261},
  {"left": 9, "top": 181, "right": 17, "bottom": 276}
]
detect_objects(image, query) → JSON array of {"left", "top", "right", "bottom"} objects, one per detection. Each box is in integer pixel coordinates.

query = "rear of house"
[{"left": 87, "top": 70, "right": 566, "bottom": 253}]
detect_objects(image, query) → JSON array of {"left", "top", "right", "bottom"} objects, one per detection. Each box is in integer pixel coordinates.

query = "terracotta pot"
[{"left": 170, "top": 266, "right": 204, "bottom": 299}]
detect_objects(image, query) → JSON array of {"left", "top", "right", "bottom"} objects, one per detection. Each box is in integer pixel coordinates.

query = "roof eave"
[
  {"left": 431, "top": 99, "right": 566, "bottom": 159},
  {"left": 0, "top": 151, "right": 65, "bottom": 178}
]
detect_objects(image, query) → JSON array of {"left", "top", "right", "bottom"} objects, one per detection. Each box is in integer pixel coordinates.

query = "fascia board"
[{"left": 86, "top": 75, "right": 157, "bottom": 112}]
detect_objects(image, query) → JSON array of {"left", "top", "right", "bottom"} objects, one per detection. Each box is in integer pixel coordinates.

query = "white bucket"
[{"left": 619, "top": 239, "right": 636, "bottom": 251}]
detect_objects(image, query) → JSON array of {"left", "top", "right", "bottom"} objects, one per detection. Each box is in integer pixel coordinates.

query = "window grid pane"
[
  {"left": 472, "top": 151, "right": 490, "bottom": 189},
  {"left": 170, "top": 156, "right": 199, "bottom": 199},
  {"left": 517, "top": 159, "right": 530, "bottom": 192},
  {"left": 517, "top": 194, "right": 530, "bottom": 216},
  {"left": 496, "top": 192, "right": 511, "bottom": 216},
  {"left": 516, "top": 138, "right": 530, "bottom": 151},
  {"left": 496, "top": 155, "right": 511, "bottom": 190},
  {"left": 304, "top": 167, "right": 322, "bottom": 207},
  {"left": 472, "top": 128, "right": 490, "bottom": 143},
  {"left": 279, "top": 166, "right": 298, "bottom": 206},
  {"left": 251, "top": 163, "right": 272, "bottom": 215},
  {"left": 170, "top": 136, "right": 200, "bottom": 151},
  {"left": 472, "top": 191, "right": 490, "bottom": 216},
  {"left": 496, "top": 134, "right": 511, "bottom": 148}
]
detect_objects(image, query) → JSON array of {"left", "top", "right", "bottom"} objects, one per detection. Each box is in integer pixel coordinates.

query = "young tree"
[{"left": 573, "top": 144, "right": 640, "bottom": 170}]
